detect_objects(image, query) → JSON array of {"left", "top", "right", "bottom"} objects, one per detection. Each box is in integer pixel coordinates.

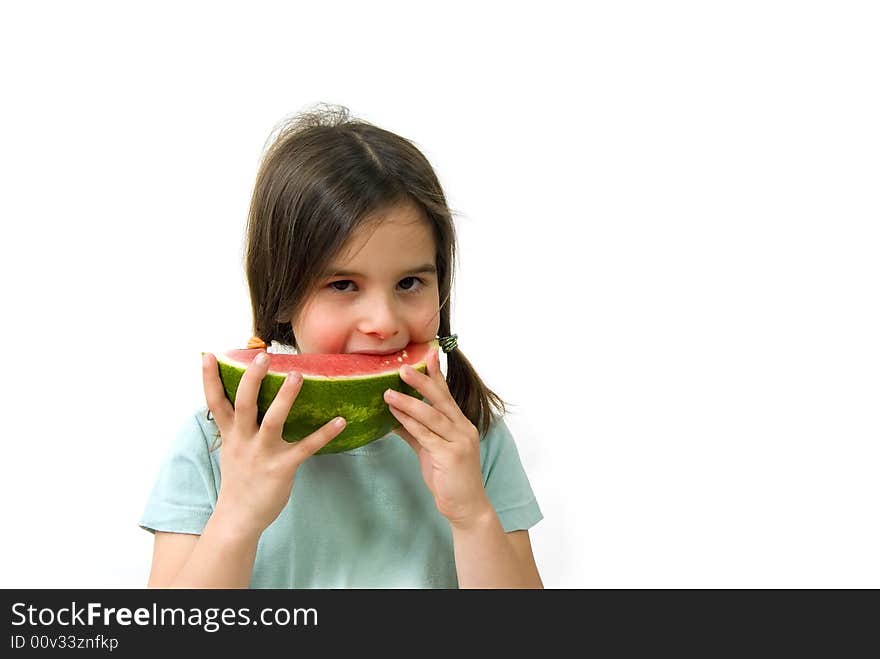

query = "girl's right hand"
[{"left": 202, "top": 351, "right": 346, "bottom": 540}]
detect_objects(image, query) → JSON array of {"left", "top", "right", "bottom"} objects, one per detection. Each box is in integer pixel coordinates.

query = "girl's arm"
[
  {"left": 451, "top": 505, "right": 543, "bottom": 589},
  {"left": 386, "top": 350, "right": 543, "bottom": 588},
  {"left": 148, "top": 508, "right": 261, "bottom": 589}
]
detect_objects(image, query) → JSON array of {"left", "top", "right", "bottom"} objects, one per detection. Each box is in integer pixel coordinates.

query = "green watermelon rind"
[{"left": 212, "top": 344, "right": 432, "bottom": 454}]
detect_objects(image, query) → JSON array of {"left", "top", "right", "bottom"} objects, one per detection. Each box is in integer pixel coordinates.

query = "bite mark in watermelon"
[{"left": 209, "top": 339, "right": 438, "bottom": 454}]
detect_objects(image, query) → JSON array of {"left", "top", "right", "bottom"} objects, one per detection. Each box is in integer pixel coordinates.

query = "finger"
[
  {"left": 384, "top": 387, "right": 453, "bottom": 441},
  {"left": 258, "top": 370, "right": 304, "bottom": 439},
  {"left": 233, "top": 350, "right": 270, "bottom": 434},
  {"left": 428, "top": 348, "right": 444, "bottom": 382},
  {"left": 425, "top": 348, "right": 448, "bottom": 389},
  {"left": 202, "top": 353, "right": 234, "bottom": 435},
  {"left": 388, "top": 404, "right": 445, "bottom": 451},
  {"left": 285, "top": 416, "right": 347, "bottom": 465},
  {"left": 399, "top": 355, "right": 458, "bottom": 421}
]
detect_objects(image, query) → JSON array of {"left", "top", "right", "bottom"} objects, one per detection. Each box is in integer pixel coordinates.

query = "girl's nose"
[{"left": 358, "top": 295, "right": 403, "bottom": 338}]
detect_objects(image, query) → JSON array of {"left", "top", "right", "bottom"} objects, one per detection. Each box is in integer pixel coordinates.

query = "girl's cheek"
[
  {"left": 418, "top": 305, "right": 441, "bottom": 339},
  {"left": 295, "top": 300, "right": 349, "bottom": 353},
  {"left": 313, "top": 321, "right": 347, "bottom": 351}
]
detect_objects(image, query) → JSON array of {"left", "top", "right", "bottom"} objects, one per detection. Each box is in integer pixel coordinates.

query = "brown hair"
[{"left": 241, "top": 103, "right": 509, "bottom": 439}]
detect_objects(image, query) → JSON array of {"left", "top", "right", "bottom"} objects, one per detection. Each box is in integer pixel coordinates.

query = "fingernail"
[
  {"left": 334, "top": 417, "right": 346, "bottom": 428},
  {"left": 255, "top": 352, "right": 267, "bottom": 366},
  {"left": 287, "top": 371, "right": 301, "bottom": 383}
]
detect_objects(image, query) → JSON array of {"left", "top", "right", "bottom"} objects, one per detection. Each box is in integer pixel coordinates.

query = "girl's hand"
[
  {"left": 202, "top": 351, "right": 346, "bottom": 539},
  {"left": 384, "top": 349, "right": 492, "bottom": 528}
]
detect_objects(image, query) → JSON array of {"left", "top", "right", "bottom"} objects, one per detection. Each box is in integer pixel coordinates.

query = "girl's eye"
[
  {"left": 328, "top": 277, "right": 425, "bottom": 293},
  {"left": 398, "top": 276, "right": 423, "bottom": 291}
]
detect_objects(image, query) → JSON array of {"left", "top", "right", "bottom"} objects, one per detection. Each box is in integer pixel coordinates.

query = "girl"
[{"left": 139, "top": 104, "right": 543, "bottom": 588}]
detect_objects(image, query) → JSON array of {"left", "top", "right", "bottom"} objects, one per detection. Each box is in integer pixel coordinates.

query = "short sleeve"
[
  {"left": 138, "top": 410, "right": 219, "bottom": 536},
  {"left": 480, "top": 416, "right": 543, "bottom": 532}
]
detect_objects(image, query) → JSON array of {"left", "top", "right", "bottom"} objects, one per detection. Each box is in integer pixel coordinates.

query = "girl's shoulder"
[
  {"left": 162, "top": 405, "right": 220, "bottom": 458},
  {"left": 479, "top": 412, "right": 526, "bottom": 464},
  {"left": 480, "top": 411, "right": 518, "bottom": 442}
]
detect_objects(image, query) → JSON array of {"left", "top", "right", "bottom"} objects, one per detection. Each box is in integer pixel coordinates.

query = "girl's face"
[{"left": 291, "top": 201, "right": 441, "bottom": 355}]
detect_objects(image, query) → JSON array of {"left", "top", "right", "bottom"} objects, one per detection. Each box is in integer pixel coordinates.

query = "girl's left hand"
[{"left": 384, "top": 348, "right": 492, "bottom": 528}]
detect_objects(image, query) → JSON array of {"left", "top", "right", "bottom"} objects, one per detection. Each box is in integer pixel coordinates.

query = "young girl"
[{"left": 139, "top": 104, "right": 543, "bottom": 588}]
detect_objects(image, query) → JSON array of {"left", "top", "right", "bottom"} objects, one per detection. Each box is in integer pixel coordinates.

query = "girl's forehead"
[
  {"left": 358, "top": 200, "right": 429, "bottom": 235},
  {"left": 332, "top": 211, "right": 436, "bottom": 268}
]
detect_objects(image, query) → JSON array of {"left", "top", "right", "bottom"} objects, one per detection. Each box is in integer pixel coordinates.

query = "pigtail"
[{"left": 444, "top": 344, "right": 510, "bottom": 440}]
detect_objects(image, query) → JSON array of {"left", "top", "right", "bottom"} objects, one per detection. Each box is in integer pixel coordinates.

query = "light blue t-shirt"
[{"left": 139, "top": 406, "right": 542, "bottom": 588}]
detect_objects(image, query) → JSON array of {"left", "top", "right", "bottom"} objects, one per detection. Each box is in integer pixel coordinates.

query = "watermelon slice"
[{"left": 209, "top": 338, "right": 438, "bottom": 454}]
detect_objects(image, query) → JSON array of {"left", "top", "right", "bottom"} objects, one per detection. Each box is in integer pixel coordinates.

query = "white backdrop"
[{"left": 1, "top": 1, "right": 877, "bottom": 588}]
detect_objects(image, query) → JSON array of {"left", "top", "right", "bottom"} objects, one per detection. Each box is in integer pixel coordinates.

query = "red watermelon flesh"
[{"left": 221, "top": 340, "right": 432, "bottom": 378}]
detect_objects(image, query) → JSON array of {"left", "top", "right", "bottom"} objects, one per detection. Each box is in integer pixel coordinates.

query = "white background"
[{"left": 1, "top": 1, "right": 877, "bottom": 588}]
